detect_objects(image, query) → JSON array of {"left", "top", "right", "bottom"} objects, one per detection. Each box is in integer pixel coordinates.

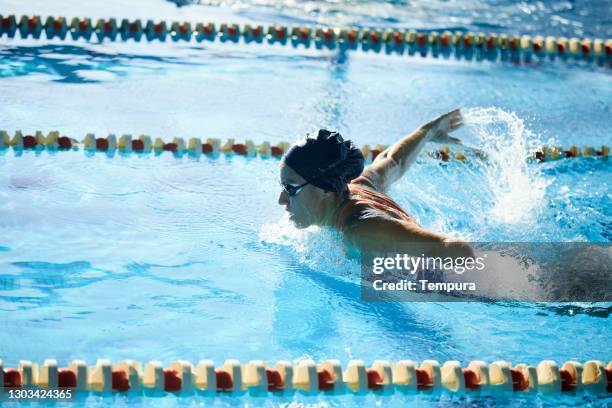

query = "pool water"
[{"left": 1, "top": 0, "right": 611, "bottom": 407}]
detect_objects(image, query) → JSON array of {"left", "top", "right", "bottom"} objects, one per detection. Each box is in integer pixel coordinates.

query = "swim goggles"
[{"left": 279, "top": 180, "right": 311, "bottom": 197}]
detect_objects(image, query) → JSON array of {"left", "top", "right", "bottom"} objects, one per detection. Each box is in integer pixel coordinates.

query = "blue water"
[{"left": 1, "top": 0, "right": 611, "bottom": 407}]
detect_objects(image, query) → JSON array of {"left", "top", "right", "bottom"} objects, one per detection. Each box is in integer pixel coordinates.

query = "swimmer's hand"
[{"left": 423, "top": 109, "right": 464, "bottom": 145}]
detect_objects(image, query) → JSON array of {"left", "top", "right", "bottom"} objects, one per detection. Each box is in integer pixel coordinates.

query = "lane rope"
[
  {"left": 1, "top": 14, "right": 611, "bottom": 65},
  {"left": 1, "top": 358, "right": 611, "bottom": 395},
  {"left": 0, "top": 130, "right": 609, "bottom": 164}
]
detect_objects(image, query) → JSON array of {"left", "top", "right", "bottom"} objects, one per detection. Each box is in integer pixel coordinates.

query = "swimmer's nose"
[{"left": 278, "top": 190, "right": 289, "bottom": 206}]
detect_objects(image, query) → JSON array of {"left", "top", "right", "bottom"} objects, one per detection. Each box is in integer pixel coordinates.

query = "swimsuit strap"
[
  {"left": 338, "top": 199, "right": 358, "bottom": 232},
  {"left": 351, "top": 185, "right": 413, "bottom": 218},
  {"left": 337, "top": 185, "right": 416, "bottom": 232}
]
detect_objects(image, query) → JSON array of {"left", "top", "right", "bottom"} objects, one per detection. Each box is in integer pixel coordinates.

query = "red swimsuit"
[{"left": 337, "top": 184, "right": 417, "bottom": 232}]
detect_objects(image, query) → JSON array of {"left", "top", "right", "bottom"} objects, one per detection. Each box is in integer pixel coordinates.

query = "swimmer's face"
[{"left": 278, "top": 161, "right": 326, "bottom": 228}]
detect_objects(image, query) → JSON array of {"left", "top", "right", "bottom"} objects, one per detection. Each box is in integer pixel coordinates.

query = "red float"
[
  {"left": 393, "top": 31, "right": 403, "bottom": 45},
  {"left": 487, "top": 36, "right": 496, "bottom": 49},
  {"left": 323, "top": 30, "right": 332, "bottom": 42},
  {"left": 317, "top": 369, "right": 334, "bottom": 391},
  {"left": 275, "top": 27, "right": 285, "bottom": 40},
  {"left": 28, "top": 17, "right": 37, "bottom": 30},
  {"left": 533, "top": 41, "right": 542, "bottom": 53},
  {"left": 265, "top": 369, "right": 283, "bottom": 391},
  {"left": 299, "top": 28, "right": 309, "bottom": 41},
  {"left": 581, "top": 43, "right": 590, "bottom": 55},
  {"left": 58, "top": 369, "right": 77, "bottom": 388},
  {"left": 129, "top": 22, "right": 139, "bottom": 34},
  {"left": 271, "top": 146, "right": 283, "bottom": 156},
  {"left": 23, "top": 135, "right": 37, "bottom": 148},
  {"left": 3, "top": 369, "right": 22, "bottom": 387},
  {"left": 509, "top": 368, "right": 529, "bottom": 391},
  {"left": 462, "top": 368, "right": 480, "bottom": 390},
  {"left": 559, "top": 368, "right": 576, "bottom": 392},
  {"left": 58, "top": 136, "right": 72, "bottom": 149},
  {"left": 415, "top": 368, "right": 432, "bottom": 390},
  {"left": 95, "top": 138, "right": 109, "bottom": 150},
  {"left": 163, "top": 142, "right": 178, "bottom": 152},
  {"left": 112, "top": 370, "right": 130, "bottom": 392},
  {"left": 201, "top": 143, "right": 213, "bottom": 153},
  {"left": 436, "top": 149, "right": 450, "bottom": 161},
  {"left": 440, "top": 35, "right": 450, "bottom": 47},
  {"left": 2, "top": 17, "right": 12, "bottom": 29},
  {"left": 131, "top": 139, "right": 144, "bottom": 151},
  {"left": 252, "top": 26, "right": 261, "bottom": 37},
  {"left": 104, "top": 21, "right": 113, "bottom": 33},
  {"left": 79, "top": 20, "right": 89, "bottom": 32},
  {"left": 347, "top": 30, "right": 356, "bottom": 43},
  {"left": 227, "top": 26, "right": 236, "bottom": 37},
  {"left": 163, "top": 369, "right": 181, "bottom": 392},
  {"left": 215, "top": 370, "right": 233, "bottom": 391},
  {"left": 366, "top": 369, "right": 383, "bottom": 390},
  {"left": 53, "top": 20, "right": 63, "bottom": 31},
  {"left": 154, "top": 23, "right": 164, "bottom": 34},
  {"left": 232, "top": 144, "right": 247, "bottom": 155},
  {"left": 557, "top": 42, "right": 565, "bottom": 54},
  {"left": 416, "top": 33, "right": 426, "bottom": 47}
]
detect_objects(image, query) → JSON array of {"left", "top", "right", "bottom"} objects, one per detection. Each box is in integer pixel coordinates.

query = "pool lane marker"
[
  {"left": 0, "top": 359, "right": 610, "bottom": 395},
  {"left": 1, "top": 14, "right": 611, "bottom": 65},
  {"left": 0, "top": 130, "right": 609, "bottom": 164}
]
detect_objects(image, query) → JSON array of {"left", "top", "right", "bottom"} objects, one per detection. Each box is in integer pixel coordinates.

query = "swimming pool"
[{"left": 1, "top": 0, "right": 611, "bottom": 406}]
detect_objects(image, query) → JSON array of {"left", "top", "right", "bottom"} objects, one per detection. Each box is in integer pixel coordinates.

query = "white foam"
[{"left": 259, "top": 213, "right": 359, "bottom": 277}]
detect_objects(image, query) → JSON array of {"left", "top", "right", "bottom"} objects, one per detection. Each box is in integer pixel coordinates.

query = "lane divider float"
[
  {"left": 534, "top": 145, "right": 610, "bottom": 162},
  {"left": 1, "top": 359, "right": 610, "bottom": 395},
  {"left": 0, "top": 130, "right": 609, "bottom": 164},
  {"left": 1, "top": 14, "right": 611, "bottom": 65}
]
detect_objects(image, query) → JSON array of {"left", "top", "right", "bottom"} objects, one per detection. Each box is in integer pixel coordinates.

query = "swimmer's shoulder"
[
  {"left": 349, "top": 176, "right": 379, "bottom": 192},
  {"left": 339, "top": 201, "right": 398, "bottom": 235}
]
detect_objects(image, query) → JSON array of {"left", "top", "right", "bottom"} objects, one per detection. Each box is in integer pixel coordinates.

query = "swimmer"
[{"left": 278, "top": 109, "right": 474, "bottom": 258}]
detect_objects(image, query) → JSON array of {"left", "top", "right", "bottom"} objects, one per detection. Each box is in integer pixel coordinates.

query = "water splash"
[
  {"left": 463, "top": 107, "right": 550, "bottom": 227},
  {"left": 259, "top": 213, "right": 359, "bottom": 277}
]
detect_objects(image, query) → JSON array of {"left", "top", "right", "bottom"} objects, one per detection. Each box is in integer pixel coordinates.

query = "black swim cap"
[{"left": 284, "top": 129, "right": 364, "bottom": 194}]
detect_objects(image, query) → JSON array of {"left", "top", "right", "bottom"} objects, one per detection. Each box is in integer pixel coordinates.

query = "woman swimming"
[{"left": 278, "top": 109, "right": 474, "bottom": 258}]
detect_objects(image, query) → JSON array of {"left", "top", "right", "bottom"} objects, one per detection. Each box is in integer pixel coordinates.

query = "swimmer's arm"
[
  {"left": 343, "top": 216, "right": 474, "bottom": 259},
  {"left": 353, "top": 109, "right": 463, "bottom": 193}
]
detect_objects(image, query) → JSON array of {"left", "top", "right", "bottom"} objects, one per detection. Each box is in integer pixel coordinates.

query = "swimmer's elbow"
[{"left": 443, "top": 238, "right": 475, "bottom": 259}]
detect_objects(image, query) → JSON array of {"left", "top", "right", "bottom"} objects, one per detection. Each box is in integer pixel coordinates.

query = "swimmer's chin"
[{"left": 286, "top": 213, "right": 309, "bottom": 229}]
